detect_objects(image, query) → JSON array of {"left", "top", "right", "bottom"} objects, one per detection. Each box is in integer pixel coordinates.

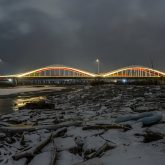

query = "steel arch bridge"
[
  {"left": 103, "top": 65, "right": 165, "bottom": 78},
  {"left": 15, "top": 65, "right": 97, "bottom": 78},
  {"left": 0, "top": 65, "right": 165, "bottom": 79}
]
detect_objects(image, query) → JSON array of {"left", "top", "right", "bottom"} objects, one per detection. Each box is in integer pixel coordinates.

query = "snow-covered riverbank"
[
  {"left": 0, "top": 85, "right": 165, "bottom": 165},
  {"left": 0, "top": 86, "right": 65, "bottom": 96}
]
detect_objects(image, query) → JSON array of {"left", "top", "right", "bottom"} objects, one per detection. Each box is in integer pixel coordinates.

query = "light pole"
[
  {"left": 0, "top": 59, "right": 3, "bottom": 76},
  {"left": 96, "top": 59, "right": 100, "bottom": 74}
]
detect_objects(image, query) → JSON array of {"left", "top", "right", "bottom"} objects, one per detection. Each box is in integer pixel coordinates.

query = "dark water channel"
[
  {"left": 0, "top": 96, "right": 46, "bottom": 115},
  {"left": 0, "top": 87, "right": 71, "bottom": 115},
  {"left": 0, "top": 98, "right": 14, "bottom": 114}
]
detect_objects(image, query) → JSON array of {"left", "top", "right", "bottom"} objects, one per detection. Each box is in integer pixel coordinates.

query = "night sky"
[{"left": 0, "top": 0, "right": 165, "bottom": 74}]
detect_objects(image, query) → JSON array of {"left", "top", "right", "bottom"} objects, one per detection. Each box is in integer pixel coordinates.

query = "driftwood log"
[
  {"left": 50, "top": 139, "right": 57, "bottom": 165},
  {"left": 50, "top": 150, "right": 57, "bottom": 165},
  {"left": 0, "top": 121, "right": 81, "bottom": 133},
  {"left": 13, "top": 127, "right": 67, "bottom": 160},
  {"left": 82, "top": 124, "right": 132, "bottom": 131}
]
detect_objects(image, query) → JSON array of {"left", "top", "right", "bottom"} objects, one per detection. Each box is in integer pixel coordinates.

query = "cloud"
[{"left": 0, "top": 0, "right": 165, "bottom": 74}]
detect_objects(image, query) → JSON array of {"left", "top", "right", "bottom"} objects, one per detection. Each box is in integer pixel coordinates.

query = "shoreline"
[
  {"left": 0, "top": 85, "right": 165, "bottom": 165},
  {"left": 0, "top": 86, "right": 66, "bottom": 98}
]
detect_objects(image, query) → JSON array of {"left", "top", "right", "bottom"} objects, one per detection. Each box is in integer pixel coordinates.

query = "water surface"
[
  {"left": 0, "top": 98, "right": 14, "bottom": 114},
  {"left": 0, "top": 95, "right": 46, "bottom": 115}
]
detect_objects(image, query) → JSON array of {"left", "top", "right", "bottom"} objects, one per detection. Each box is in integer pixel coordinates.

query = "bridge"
[
  {"left": 15, "top": 65, "right": 97, "bottom": 78},
  {"left": 102, "top": 66, "right": 165, "bottom": 78},
  {"left": 1, "top": 65, "right": 165, "bottom": 78},
  {"left": 0, "top": 65, "right": 165, "bottom": 85}
]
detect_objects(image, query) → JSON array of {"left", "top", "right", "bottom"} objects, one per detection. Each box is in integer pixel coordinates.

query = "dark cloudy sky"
[{"left": 0, "top": 0, "right": 165, "bottom": 74}]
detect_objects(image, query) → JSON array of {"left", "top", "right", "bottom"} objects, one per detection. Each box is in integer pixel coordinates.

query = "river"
[
  {"left": 0, "top": 86, "right": 66, "bottom": 115},
  {"left": 0, "top": 98, "right": 14, "bottom": 114}
]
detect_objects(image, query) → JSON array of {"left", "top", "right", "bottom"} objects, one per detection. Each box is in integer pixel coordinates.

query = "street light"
[{"left": 96, "top": 59, "right": 100, "bottom": 74}]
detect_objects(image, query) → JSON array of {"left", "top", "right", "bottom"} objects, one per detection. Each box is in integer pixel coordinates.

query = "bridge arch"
[
  {"left": 102, "top": 66, "right": 165, "bottom": 78},
  {"left": 16, "top": 65, "right": 96, "bottom": 78}
]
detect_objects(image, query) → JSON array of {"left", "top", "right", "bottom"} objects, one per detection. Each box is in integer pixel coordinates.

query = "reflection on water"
[
  {"left": 0, "top": 96, "right": 45, "bottom": 115},
  {"left": 13, "top": 96, "right": 45, "bottom": 110}
]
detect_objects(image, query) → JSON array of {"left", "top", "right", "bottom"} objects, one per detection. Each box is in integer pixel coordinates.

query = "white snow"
[
  {"left": 0, "top": 86, "right": 65, "bottom": 96},
  {"left": 7, "top": 158, "right": 27, "bottom": 165},
  {"left": 75, "top": 158, "right": 103, "bottom": 165},
  {"left": 54, "top": 137, "right": 76, "bottom": 151},
  {"left": 101, "top": 143, "right": 165, "bottom": 165},
  {"left": 56, "top": 151, "right": 83, "bottom": 165},
  {"left": 1, "top": 85, "right": 165, "bottom": 165},
  {"left": 29, "top": 152, "right": 51, "bottom": 165}
]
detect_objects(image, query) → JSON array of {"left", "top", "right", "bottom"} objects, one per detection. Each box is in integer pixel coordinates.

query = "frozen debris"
[
  {"left": 54, "top": 137, "right": 76, "bottom": 151},
  {"left": 135, "top": 130, "right": 164, "bottom": 143},
  {"left": 0, "top": 85, "right": 165, "bottom": 164},
  {"left": 138, "top": 112, "right": 162, "bottom": 127},
  {"left": 115, "top": 112, "right": 162, "bottom": 127},
  {"left": 143, "top": 131, "right": 164, "bottom": 143},
  {"left": 86, "top": 142, "right": 113, "bottom": 160},
  {"left": 13, "top": 133, "right": 53, "bottom": 160},
  {"left": 119, "top": 107, "right": 133, "bottom": 113},
  {"left": 82, "top": 136, "right": 115, "bottom": 159},
  {"left": 115, "top": 112, "right": 154, "bottom": 123},
  {"left": 13, "top": 128, "right": 67, "bottom": 161},
  {"left": 135, "top": 106, "right": 157, "bottom": 112},
  {"left": 0, "top": 132, "right": 6, "bottom": 138},
  {"left": 83, "top": 136, "right": 106, "bottom": 155},
  {"left": 74, "top": 136, "right": 85, "bottom": 148}
]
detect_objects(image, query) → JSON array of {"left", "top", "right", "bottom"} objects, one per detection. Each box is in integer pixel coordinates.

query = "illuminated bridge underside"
[
  {"left": 103, "top": 66, "right": 165, "bottom": 78},
  {"left": 16, "top": 66, "right": 96, "bottom": 78}
]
